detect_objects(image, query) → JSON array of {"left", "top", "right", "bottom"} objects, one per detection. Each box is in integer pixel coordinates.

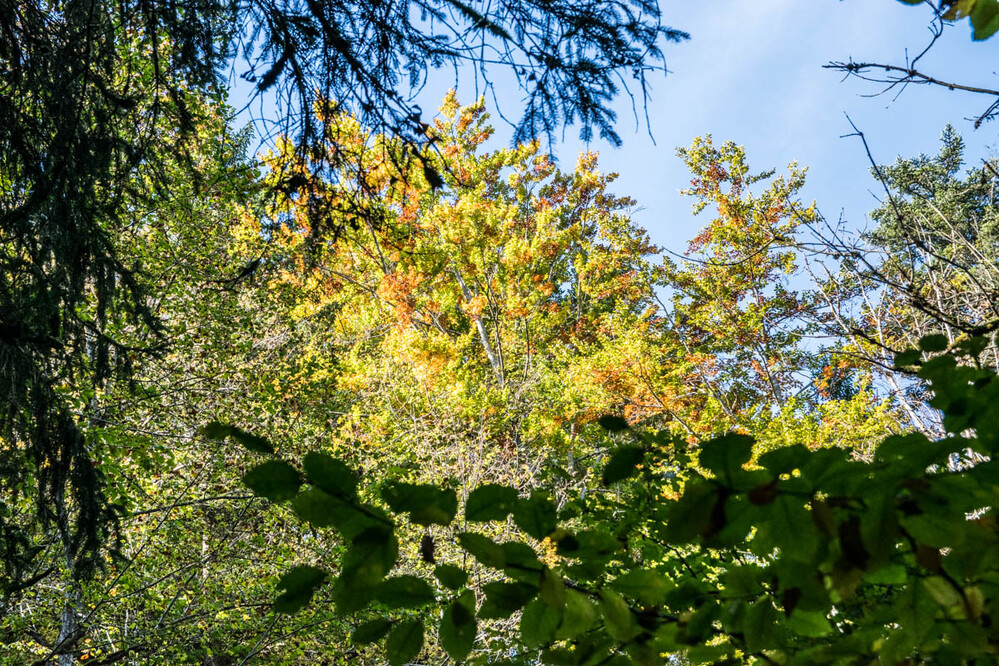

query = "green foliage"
[
  {"left": 941, "top": 0, "right": 999, "bottom": 39},
  {"left": 273, "top": 566, "right": 327, "bottom": 614},
  {"left": 236, "top": 331, "right": 999, "bottom": 663}
]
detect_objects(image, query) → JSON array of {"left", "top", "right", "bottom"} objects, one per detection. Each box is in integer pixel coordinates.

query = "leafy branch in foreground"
[{"left": 221, "top": 331, "right": 999, "bottom": 664}]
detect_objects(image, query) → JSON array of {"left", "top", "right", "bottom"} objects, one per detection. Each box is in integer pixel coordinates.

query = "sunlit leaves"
[{"left": 242, "top": 333, "right": 999, "bottom": 664}]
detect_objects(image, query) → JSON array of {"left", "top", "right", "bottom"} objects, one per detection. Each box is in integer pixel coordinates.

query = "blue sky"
[
  {"left": 547, "top": 0, "right": 999, "bottom": 252},
  {"left": 232, "top": 1, "right": 999, "bottom": 253}
]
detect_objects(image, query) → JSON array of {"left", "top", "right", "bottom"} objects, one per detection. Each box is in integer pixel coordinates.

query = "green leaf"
[
  {"left": 375, "top": 575, "right": 436, "bottom": 609},
  {"left": 662, "top": 481, "right": 718, "bottom": 544},
  {"left": 539, "top": 567, "right": 566, "bottom": 610},
  {"left": 598, "top": 589, "right": 640, "bottom": 642},
  {"left": 923, "top": 576, "right": 964, "bottom": 610},
  {"left": 555, "top": 589, "right": 598, "bottom": 640},
  {"left": 512, "top": 492, "right": 558, "bottom": 540},
  {"left": 201, "top": 422, "right": 275, "bottom": 453},
  {"left": 784, "top": 609, "right": 832, "bottom": 637},
  {"left": 243, "top": 460, "right": 301, "bottom": 501},
  {"left": 597, "top": 414, "right": 629, "bottom": 432},
  {"left": 434, "top": 564, "right": 468, "bottom": 591},
  {"left": 698, "top": 433, "right": 754, "bottom": 480},
  {"left": 610, "top": 568, "right": 673, "bottom": 606},
  {"left": 602, "top": 446, "right": 645, "bottom": 485},
  {"left": 302, "top": 452, "right": 358, "bottom": 499},
  {"left": 457, "top": 532, "right": 505, "bottom": 569},
  {"left": 291, "top": 489, "right": 387, "bottom": 539},
  {"left": 465, "top": 484, "right": 519, "bottom": 522},
  {"left": 200, "top": 421, "right": 232, "bottom": 441},
  {"left": 440, "top": 590, "right": 477, "bottom": 662},
  {"left": 479, "top": 582, "right": 537, "bottom": 619},
  {"left": 556, "top": 529, "right": 623, "bottom": 560},
  {"left": 919, "top": 333, "right": 949, "bottom": 352},
  {"left": 230, "top": 427, "right": 275, "bottom": 454},
  {"left": 386, "top": 619, "right": 423, "bottom": 666},
  {"left": 335, "top": 527, "right": 399, "bottom": 614},
  {"left": 751, "top": 495, "right": 819, "bottom": 563},
  {"left": 742, "top": 600, "right": 783, "bottom": 653},
  {"left": 970, "top": 0, "right": 999, "bottom": 39},
  {"left": 758, "top": 444, "right": 810, "bottom": 475},
  {"left": 351, "top": 618, "right": 392, "bottom": 645},
  {"left": 273, "top": 565, "right": 326, "bottom": 614},
  {"left": 382, "top": 482, "right": 458, "bottom": 526},
  {"left": 500, "top": 543, "right": 544, "bottom": 583},
  {"left": 521, "top": 598, "right": 562, "bottom": 649},
  {"left": 894, "top": 348, "right": 922, "bottom": 368}
]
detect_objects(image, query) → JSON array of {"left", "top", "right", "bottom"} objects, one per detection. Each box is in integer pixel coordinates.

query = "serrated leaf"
[
  {"left": 598, "top": 589, "right": 640, "bottom": 642},
  {"left": 919, "top": 333, "right": 949, "bottom": 352},
  {"left": 465, "top": 484, "right": 519, "bottom": 522},
  {"left": 200, "top": 421, "right": 232, "bottom": 441},
  {"left": 375, "top": 575, "right": 436, "bottom": 609},
  {"left": 521, "top": 598, "right": 562, "bottom": 649},
  {"left": 597, "top": 414, "right": 629, "bottom": 432},
  {"left": 243, "top": 460, "right": 301, "bottom": 501},
  {"left": 698, "top": 433, "right": 754, "bottom": 481},
  {"left": 479, "top": 581, "right": 537, "bottom": 619},
  {"left": 512, "top": 492, "right": 558, "bottom": 540},
  {"left": 440, "top": 590, "right": 477, "bottom": 662},
  {"left": 434, "top": 564, "right": 468, "bottom": 591},
  {"left": 382, "top": 482, "right": 458, "bottom": 526},
  {"left": 602, "top": 446, "right": 645, "bottom": 485},
  {"left": 610, "top": 568, "right": 673, "bottom": 606},
  {"left": 335, "top": 527, "right": 399, "bottom": 614},
  {"left": 386, "top": 619, "right": 423, "bottom": 666},
  {"left": 273, "top": 565, "right": 326, "bottom": 614},
  {"left": 555, "top": 589, "right": 597, "bottom": 640},
  {"left": 291, "top": 489, "right": 389, "bottom": 539},
  {"left": 351, "top": 618, "right": 392, "bottom": 645},
  {"left": 457, "top": 532, "right": 505, "bottom": 569},
  {"left": 539, "top": 567, "right": 566, "bottom": 610},
  {"left": 784, "top": 609, "right": 832, "bottom": 637},
  {"left": 302, "top": 452, "right": 358, "bottom": 499}
]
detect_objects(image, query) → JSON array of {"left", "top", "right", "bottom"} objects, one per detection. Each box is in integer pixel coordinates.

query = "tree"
[
  {"left": 1, "top": 0, "right": 687, "bottom": 620},
  {"left": 235, "top": 330, "right": 999, "bottom": 665},
  {"left": 802, "top": 126, "right": 999, "bottom": 438},
  {"left": 254, "top": 93, "right": 669, "bottom": 501},
  {"left": 829, "top": 1, "right": 999, "bottom": 126}
]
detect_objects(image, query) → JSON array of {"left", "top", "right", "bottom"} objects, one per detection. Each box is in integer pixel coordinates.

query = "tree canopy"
[{"left": 3, "top": 1, "right": 999, "bottom": 664}]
